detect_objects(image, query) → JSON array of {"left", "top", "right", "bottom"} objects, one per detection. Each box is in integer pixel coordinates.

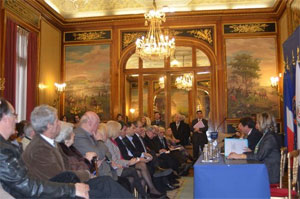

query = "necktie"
[
  {"left": 139, "top": 136, "right": 147, "bottom": 152},
  {"left": 161, "top": 138, "right": 166, "bottom": 148}
]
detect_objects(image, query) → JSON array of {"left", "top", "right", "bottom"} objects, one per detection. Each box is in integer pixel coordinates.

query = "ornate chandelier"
[
  {"left": 175, "top": 73, "right": 193, "bottom": 91},
  {"left": 135, "top": 0, "right": 175, "bottom": 60}
]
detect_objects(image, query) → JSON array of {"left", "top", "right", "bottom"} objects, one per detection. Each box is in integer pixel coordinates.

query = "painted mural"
[
  {"left": 64, "top": 44, "right": 111, "bottom": 120},
  {"left": 226, "top": 38, "right": 279, "bottom": 118}
]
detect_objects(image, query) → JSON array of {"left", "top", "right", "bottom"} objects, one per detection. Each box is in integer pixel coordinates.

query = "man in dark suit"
[
  {"left": 151, "top": 112, "right": 166, "bottom": 127},
  {"left": 191, "top": 110, "right": 208, "bottom": 161},
  {"left": 169, "top": 114, "right": 190, "bottom": 146},
  {"left": 238, "top": 117, "right": 262, "bottom": 151}
]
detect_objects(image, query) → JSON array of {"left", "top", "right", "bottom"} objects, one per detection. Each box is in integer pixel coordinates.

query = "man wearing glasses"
[{"left": 0, "top": 98, "right": 89, "bottom": 198}]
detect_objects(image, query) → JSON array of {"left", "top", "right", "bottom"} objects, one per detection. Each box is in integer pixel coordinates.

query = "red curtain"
[
  {"left": 26, "top": 32, "right": 37, "bottom": 119},
  {"left": 4, "top": 18, "right": 17, "bottom": 106}
]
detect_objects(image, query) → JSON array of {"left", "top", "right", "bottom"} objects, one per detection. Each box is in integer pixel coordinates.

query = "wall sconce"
[
  {"left": 53, "top": 82, "right": 66, "bottom": 107},
  {"left": 129, "top": 108, "right": 136, "bottom": 114},
  {"left": 270, "top": 76, "right": 279, "bottom": 88},
  {"left": 38, "top": 83, "right": 48, "bottom": 90},
  {"left": 54, "top": 83, "right": 66, "bottom": 92},
  {"left": 270, "top": 73, "right": 282, "bottom": 101}
]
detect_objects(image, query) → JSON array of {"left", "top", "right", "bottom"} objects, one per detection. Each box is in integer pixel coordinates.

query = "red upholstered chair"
[
  {"left": 270, "top": 149, "right": 299, "bottom": 199},
  {"left": 270, "top": 147, "right": 287, "bottom": 188}
]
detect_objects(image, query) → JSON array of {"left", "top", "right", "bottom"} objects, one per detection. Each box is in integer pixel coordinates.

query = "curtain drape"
[
  {"left": 26, "top": 32, "right": 37, "bottom": 120},
  {"left": 4, "top": 18, "right": 17, "bottom": 106},
  {"left": 16, "top": 26, "right": 29, "bottom": 121}
]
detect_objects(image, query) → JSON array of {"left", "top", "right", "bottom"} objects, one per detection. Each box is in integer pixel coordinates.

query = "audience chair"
[
  {"left": 270, "top": 149, "right": 299, "bottom": 199},
  {"left": 271, "top": 147, "right": 287, "bottom": 189}
]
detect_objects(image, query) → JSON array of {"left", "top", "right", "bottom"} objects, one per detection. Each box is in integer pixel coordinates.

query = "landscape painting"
[
  {"left": 226, "top": 38, "right": 279, "bottom": 118},
  {"left": 64, "top": 44, "right": 111, "bottom": 120}
]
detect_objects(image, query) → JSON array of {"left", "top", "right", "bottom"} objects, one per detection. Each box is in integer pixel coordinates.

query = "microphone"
[{"left": 215, "top": 117, "right": 227, "bottom": 132}]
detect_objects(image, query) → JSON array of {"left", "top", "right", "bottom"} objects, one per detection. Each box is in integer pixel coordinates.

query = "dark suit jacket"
[
  {"left": 153, "top": 136, "right": 169, "bottom": 151},
  {"left": 144, "top": 135, "right": 160, "bottom": 153},
  {"left": 247, "top": 128, "right": 263, "bottom": 151},
  {"left": 151, "top": 120, "right": 166, "bottom": 128},
  {"left": 246, "top": 131, "right": 280, "bottom": 184},
  {"left": 115, "top": 137, "right": 134, "bottom": 160},
  {"left": 191, "top": 118, "right": 208, "bottom": 144},
  {"left": 22, "top": 134, "right": 89, "bottom": 182},
  {"left": 132, "top": 134, "right": 147, "bottom": 153},
  {"left": 122, "top": 136, "right": 143, "bottom": 158},
  {"left": 169, "top": 121, "right": 190, "bottom": 146}
]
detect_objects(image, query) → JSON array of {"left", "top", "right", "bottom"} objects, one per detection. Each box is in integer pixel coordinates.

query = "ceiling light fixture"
[
  {"left": 175, "top": 73, "right": 193, "bottom": 91},
  {"left": 136, "top": 0, "right": 175, "bottom": 60}
]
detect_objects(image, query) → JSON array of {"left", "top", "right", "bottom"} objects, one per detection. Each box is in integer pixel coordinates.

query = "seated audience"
[
  {"left": 113, "top": 123, "right": 165, "bottom": 197},
  {"left": 21, "top": 122, "right": 35, "bottom": 151},
  {"left": 228, "top": 113, "right": 280, "bottom": 184},
  {"left": 55, "top": 121, "right": 98, "bottom": 175},
  {"left": 165, "top": 128, "right": 193, "bottom": 161},
  {"left": 22, "top": 105, "right": 132, "bottom": 198},
  {"left": 73, "top": 111, "right": 118, "bottom": 180},
  {"left": 101, "top": 121, "right": 155, "bottom": 198},
  {"left": 0, "top": 98, "right": 89, "bottom": 199}
]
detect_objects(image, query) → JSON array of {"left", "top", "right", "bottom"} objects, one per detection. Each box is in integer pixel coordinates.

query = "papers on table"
[
  {"left": 224, "top": 138, "right": 248, "bottom": 156},
  {"left": 193, "top": 120, "right": 205, "bottom": 129}
]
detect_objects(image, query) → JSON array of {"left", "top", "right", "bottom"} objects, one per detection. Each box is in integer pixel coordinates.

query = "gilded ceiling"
[{"left": 44, "top": 0, "right": 277, "bottom": 19}]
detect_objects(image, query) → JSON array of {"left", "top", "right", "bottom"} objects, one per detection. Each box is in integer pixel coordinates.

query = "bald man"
[{"left": 73, "top": 112, "right": 118, "bottom": 180}]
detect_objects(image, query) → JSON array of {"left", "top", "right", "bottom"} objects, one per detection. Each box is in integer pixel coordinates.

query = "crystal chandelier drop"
[
  {"left": 175, "top": 73, "right": 193, "bottom": 91},
  {"left": 136, "top": 0, "right": 175, "bottom": 60}
]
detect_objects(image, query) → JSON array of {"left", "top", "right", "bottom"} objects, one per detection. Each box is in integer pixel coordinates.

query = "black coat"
[
  {"left": 169, "top": 121, "right": 190, "bottom": 146},
  {"left": 191, "top": 118, "right": 208, "bottom": 144},
  {"left": 0, "top": 135, "right": 75, "bottom": 198},
  {"left": 247, "top": 128, "right": 263, "bottom": 151},
  {"left": 115, "top": 137, "right": 133, "bottom": 160},
  {"left": 122, "top": 136, "right": 143, "bottom": 158},
  {"left": 246, "top": 131, "right": 280, "bottom": 184}
]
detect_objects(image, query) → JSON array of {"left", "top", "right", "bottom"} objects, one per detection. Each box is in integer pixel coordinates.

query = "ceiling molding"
[{"left": 24, "top": 0, "right": 286, "bottom": 29}]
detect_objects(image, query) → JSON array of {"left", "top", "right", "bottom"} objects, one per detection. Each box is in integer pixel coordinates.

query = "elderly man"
[
  {"left": 169, "top": 114, "right": 190, "bottom": 146},
  {"left": 22, "top": 105, "right": 90, "bottom": 182},
  {"left": 73, "top": 111, "right": 118, "bottom": 180},
  {"left": 22, "top": 105, "right": 131, "bottom": 198},
  {"left": 0, "top": 98, "right": 89, "bottom": 199}
]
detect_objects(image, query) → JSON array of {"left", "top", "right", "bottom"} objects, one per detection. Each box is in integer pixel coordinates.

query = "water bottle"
[{"left": 203, "top": 144, "right": 208, "bottom": 161}]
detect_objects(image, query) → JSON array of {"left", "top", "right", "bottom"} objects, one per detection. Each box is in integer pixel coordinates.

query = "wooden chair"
[
  {"left": 270, "top": 149, "right": 299, "bottom": 199},
  {"left": 271, "top": 147, "right": 287, "bottom": 188}
]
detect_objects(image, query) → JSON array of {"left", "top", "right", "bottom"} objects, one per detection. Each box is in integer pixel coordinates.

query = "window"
[{"left": 15, "top": 26, "right": 29, "bottom": 121}]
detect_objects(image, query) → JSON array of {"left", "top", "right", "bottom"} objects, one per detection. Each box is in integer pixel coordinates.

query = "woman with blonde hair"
[
  {"left": 106, "top": 121, "right": 164, "bottom": 198},
  {"left": 228, "top": 113, "right": 280, "bottom": 184},
  {"left": 97, "top": 121, "right": 149, "bottom": 198}
]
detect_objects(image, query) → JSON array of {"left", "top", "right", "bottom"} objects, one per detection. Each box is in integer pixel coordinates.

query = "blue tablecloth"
[{"left": 194, "top": 155, "right": 270, "bottom": 198}]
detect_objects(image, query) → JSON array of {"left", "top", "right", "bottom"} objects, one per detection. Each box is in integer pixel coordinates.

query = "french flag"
[
  {"left": 284, "top": 61, "right": 295, "bottom": 152},
  {"left": 296, "top": 61, "right": 300, "bottom": 151}
]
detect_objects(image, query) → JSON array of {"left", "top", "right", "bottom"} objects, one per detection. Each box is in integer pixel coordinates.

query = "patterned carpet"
[{"left": 167, "top": 177, "right": 193, "bottom": 199}]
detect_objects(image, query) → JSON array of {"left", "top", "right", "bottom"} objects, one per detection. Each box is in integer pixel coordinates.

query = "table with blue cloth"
[{"left": 194, "top": 155, "right": 270, "bottom": 198}]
